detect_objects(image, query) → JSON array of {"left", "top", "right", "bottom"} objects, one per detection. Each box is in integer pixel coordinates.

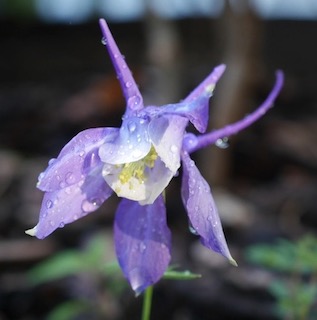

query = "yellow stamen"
[{"left": 118, "top": 146, "right": 158, "bottom": 185}]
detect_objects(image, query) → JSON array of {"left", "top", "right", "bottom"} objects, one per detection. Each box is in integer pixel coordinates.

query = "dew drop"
[
  {"left": 48, "top": 158, "right": 56, "bottom": 166},
  {"left": 188, "top": 221, "right": 199, "bottom": 235},
  {"left": 183, "top": 133, "right": 198, "bottom": 151},
  {"left": 125, "top": 81, "right": 132, "bottom": 88},
  {"left": 65, "top": 172, "right": 75, "bottom": 184},
  {"left": 101, "top": 37, "right": 107, "bottom": 45},
  {"left": 79, "top": 150, "right": 85, "bottom": 157},
  {"left": 46, "top": 200, "right": 53, "bottom": 209},
  {"left": 132, "top": 149, "right": 143, "bottom": 159},
  {"left": 81, "top": 198, "right": 101, "bottom": 212},
  {"left": 128, "top": 95, "right": 141, "bottom": 108},
  {"left": 49, "top": 220, "right": 55, "bottom": 227},
  {"left": 215, "top": 137, "right": 230, "bottom": 149},
  {"left": 59, "top": 181, "right": 66, "bottom": 188},
  {"left": 128, "top": 121, "right": 136, "bottom": 133},
  {"left": 170, "top": 145, "right": 178, "bottom": 153},
  {"left": 59, "top": 222, "right": 65, "bottom": 228},
  {"left": 139, "top": 242, "right": 146, "bottom": 253}
]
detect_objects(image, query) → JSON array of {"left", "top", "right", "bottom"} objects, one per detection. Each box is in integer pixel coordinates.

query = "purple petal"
[
  {"left": 183, "top": 64, "right": 226, "bottom": 103},
  {"left": 158, "top": 95, "right": 211, "bottom": 133},
  {"left": 114, "top": 196, "right": 171, "bottom": 294},
  {"left": 181, "top": 152, "right": 236, "bottom": 265},
  {"left": 37, "top": 128, "right": 118, "bottom": 192},
  {"left": 99, "top": 18, "right": 143, "bottom": 112},
  {"left": 185, "top": 70, "right": 284, "bottom": 153},
  {"left": 27, "top": 165, "right": 113, "bottom": 239},
  {"left": 148, "top": 116, "right": 187, "bottom": 173},
  {"left": 99, "top": 116, "right": 151, "bottom": 164}
]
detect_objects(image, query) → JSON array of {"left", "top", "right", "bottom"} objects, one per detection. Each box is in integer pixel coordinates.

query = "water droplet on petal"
[
  {"left": 59, "top": 222, "right": 65, "bottom": 228},
  {"left": 128, "top": 121, "right": 136, "bottom": 133},
  {"left": 139, "top": 242, "right": 146, "bottom": 253},
  {"left": 128, "top": 95, "right": 141, "bottom": 109},
  {"left": 215, "top": 137, "right": 230, "bottom": 149},
  {"left": 132, "top": 149, "right": 143, "bottom": 159},
  {"left": 188, "top": 220, "right": 199, "bottom": 235},
  {"left": 170, "top": 145, "right": 178, "bottom": 153},
  {"left": 125, "top": 81, "right": 132, "bottom": 88},
  {"left": 81, "top": 198, "right": 102, "bottom": 213},
  {"left": 101, "top": 37, "right": 107, "bottom": 45},
  {"left": 46, "top": 200, "right": 53, "bottom": 209},
  {"left": 183, "top": 133, "right": 198, "bottom": 151},
  {"left": 48, "top": 158, "right": 56, "bottom": 166},
  {"left": 65, "top": 172, "right": 75, "bottom": 184},
  {"left": 79, "top": 150, "right": 85, "bottom": 157},
  {"left": 49, "top": 220, "right": 55, "bottom": 227}
]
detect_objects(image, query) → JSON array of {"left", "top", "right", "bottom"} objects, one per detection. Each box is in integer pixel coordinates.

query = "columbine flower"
[{"left": 26, "top": 19, "right": 284, "bottom": 294}]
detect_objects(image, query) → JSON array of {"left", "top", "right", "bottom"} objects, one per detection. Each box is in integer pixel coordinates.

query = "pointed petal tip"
[
  {"left": 229, "top": 257, "right": 238, "bottom": 267},
  {"left": 25, "top": 227, "right": 37, "bottom": 237}
]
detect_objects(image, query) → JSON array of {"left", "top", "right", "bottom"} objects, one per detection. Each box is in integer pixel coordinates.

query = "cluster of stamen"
[{"left": 118, "top": 146, "right": 158, "bottom": 187}]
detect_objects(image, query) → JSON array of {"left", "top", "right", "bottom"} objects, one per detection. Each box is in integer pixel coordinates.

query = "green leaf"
[
  {"left": 46, "top": 300, "right": 89, "bottom": 320},
  {"left": 163, "top": 269, "right": 201, "bottom": 280},
  {"left": 27, "top": 250, "right": 88, "bottom": 285}
]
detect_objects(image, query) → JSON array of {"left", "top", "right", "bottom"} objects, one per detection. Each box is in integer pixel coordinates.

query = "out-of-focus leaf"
[
  {"left": 28, "top": 250, "right": 87, "bottom": 285},
  {"left": 46, "top": 300, "right": 89, "bottom": 320}
]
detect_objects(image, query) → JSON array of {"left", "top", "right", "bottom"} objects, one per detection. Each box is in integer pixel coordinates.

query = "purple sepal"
[
  {"left": 185, "top": 70, "right": 284, "bottom": 154},
  {"left": 99, "top": 18, "right": 143, "bottom": 112},
  {"left": 183, "top": 64, "right": 226, "bottom": 103},
  {"left": 30, "top": 165, "right": 113, "bottom": 239},
  {"left": 181, "top": 152, "right": 236, "bottom": 265},
  {"left": 37, "top": 128, "right": 118, "bottom": 192},
  {"left": 99, "top": 116, "right": 151, "bottom": 165},
  {"left": 114, "top": 196, "right": 171, "bottom": 295}
]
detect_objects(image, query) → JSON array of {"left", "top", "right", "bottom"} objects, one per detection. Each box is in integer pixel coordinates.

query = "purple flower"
[{"left": 26, "top": 19, "right": 284, "bottom": 294}]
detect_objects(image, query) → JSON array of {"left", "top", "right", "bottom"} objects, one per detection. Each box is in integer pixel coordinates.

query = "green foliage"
[
  {"left": 27, "top": 232, "right": 125, "bottom": 319},
  {"left": 46, "top": 300, "right": 89, "bottom": 320},
  {"left": 28, "top": 233, "right": 121, "bottom": 285},
  {"left": 245, "top": 234, "right": 317, "bottom": 320}
]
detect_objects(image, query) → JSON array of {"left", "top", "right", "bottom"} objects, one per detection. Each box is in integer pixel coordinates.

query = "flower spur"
[{"left": 26, "top": 18, "right": 284, "bottom": 294}]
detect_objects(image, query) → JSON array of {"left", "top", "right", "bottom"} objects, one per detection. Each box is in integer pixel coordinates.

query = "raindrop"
[
  {"left": 59, "top": 222, "right": 65, "bottom": 228},
  {"left": 188, "top": 220, "right": 199, "bottom": 235},
  {"left": 128, "top": 95, "right": 141, "bottom": 108},
  {"left": 79, "top": 150, "right": 85, "bottom": 157},
  {"left": 170, "top": 145, "right": 178, "bottom": 153},
  {"left": 46, "top": 200, "right": 53, "bottom": 209},
  {"left": 139, "top": 243, "right": 146, "bottom": 253},
  {"left": 132, "top": 149, "right": 143, "bottom": 159},
  {"left": 183, "top": 133, "right": 198, "bottom": 150},
  {"left": 48, "top": 158, "right": 56, "bottom": 166},
  {"left": 128, "top": 121, "right": 136, "bottom": 133},
  {"left": 81, "top": 198, "right": 101, "bottom": 212},
  {"left": 101, "top": 37, "right": 107, "bottom": 45},
  {"left": 125, "top": 81, "right": 132, "bottom": 88},
  {"left": 64, "top": 187, "right": 72, "bottom": 195},
  {"left": 215, "top": 137, "right": 230, "bottom": 149},
  {"left": 59, "top": 181, "right": 66, "bottom": 188},
  {"left": 65, "top": 172, "right": 75, "bottom": 184}
]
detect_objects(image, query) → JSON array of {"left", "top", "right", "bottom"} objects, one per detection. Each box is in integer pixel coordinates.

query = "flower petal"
[
  {"left": 146, "top": 88, "right": 211, "bottom": 133},
  {"left": 103, "top": 157, "right": 174, "bottom": 204},
  {"left": 183, "top": 64, "right": 226, "bottom": 103},
  {"left": 99, "top": 116, "right": 151, "bottom": 165},
  {"left": 181, "top": 152, "right": 236, "bottom": 265},
  {"left": 26, "top": 165, "right": 113, "bottom": 239},
  {"left": 37, "top": 128, "right": 118, "bottom": 192},
  {"left": 148, "top": 115, "right": 187, "bottom": 173},
  {"left": 99, "top": 18, "right": 143, "bottom": 112},
  {"left": 114, "top": 196, "right": 171, "bottom": 294}
]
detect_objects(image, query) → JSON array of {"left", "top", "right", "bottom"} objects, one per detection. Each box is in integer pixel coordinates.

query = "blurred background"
[{"left": 1, "top": 0, "right": 317, "bottom": 319}]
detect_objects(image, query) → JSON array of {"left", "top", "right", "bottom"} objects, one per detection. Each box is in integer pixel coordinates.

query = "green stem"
[{"left": 141, "top": 286, "right": 154, "bottom": 320}]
